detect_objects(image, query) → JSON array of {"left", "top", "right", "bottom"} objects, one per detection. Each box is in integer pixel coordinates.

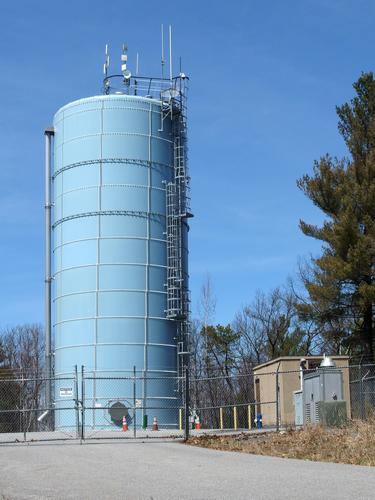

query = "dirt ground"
[{"left": 188, "top": 419, "right": 375, "bottom": 467}]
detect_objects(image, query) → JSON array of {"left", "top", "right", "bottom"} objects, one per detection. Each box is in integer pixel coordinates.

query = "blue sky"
[{"left": 1, "top": 0, "right": 375, "bottom": 328}]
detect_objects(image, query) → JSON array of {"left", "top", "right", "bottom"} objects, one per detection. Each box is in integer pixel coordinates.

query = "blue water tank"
[{"left": 52, "top": 94, "right": 182, "bottom": 428}]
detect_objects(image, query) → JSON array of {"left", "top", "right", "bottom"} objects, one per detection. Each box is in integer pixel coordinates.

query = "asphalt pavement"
[{"left": 0, "top": 439, "right": 374, "bottom": 499}]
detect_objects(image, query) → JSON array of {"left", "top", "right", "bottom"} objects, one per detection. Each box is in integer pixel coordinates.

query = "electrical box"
[
  {"left": 318, "top": 401, "right": 347, "bottom": 427},
  {"left": 293, "top": 390, "right": 303, "bottom": 426},
  {"left": 303, "top": 368, "right": 347, "bottom": 426}
]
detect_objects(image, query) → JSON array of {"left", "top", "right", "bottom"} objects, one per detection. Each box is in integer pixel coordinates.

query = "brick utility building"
[{"left": 253, "top": 356, "right": 351, "bottom": 427}]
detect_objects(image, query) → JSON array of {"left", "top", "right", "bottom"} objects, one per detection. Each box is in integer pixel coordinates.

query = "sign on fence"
[{"left": 59, "top": 387, "right": 73, "bottom": 398}]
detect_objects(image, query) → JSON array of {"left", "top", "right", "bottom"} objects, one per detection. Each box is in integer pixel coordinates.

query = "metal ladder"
[{"left": 165, "top": 105, "right": 192, "bottom": 377}]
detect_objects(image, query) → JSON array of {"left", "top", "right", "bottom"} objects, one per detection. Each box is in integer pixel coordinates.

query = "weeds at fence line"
[{"left": 187, "top": 417, "right": 375, "bottom": 466}]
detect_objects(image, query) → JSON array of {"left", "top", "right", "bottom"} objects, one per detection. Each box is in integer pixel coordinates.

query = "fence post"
[
  {"left": 133, "top": 366, "right": 137, "bottom": 438},
  {"left": 74, "top": 365, "right": 80, "bottom": 440},
  {"left": 21, "top": 374, "right": 26, "bottom": 442},
  {"left": 184, "top": 367, "right": 190, "bottom": 441},
  {"left": 276, "top": 365, "right": 280, "bottom": 432},
  {"left": 359, "top": 364, "right": 365, "bottom": 420},
  {"left": 233, "top": 406, "right": 238, "bottom": 431},
  {"left": 247, "top": 405, "right": 251, "bottom": 430},
  {"left": 81, "top": 366, "right": 85, "bottom": 442},
  {"left": 142, "top": 368, "right": 146, "bottom": 429},
  {"left": 220, "top": 407, "right": 224, "bottom": 430}
]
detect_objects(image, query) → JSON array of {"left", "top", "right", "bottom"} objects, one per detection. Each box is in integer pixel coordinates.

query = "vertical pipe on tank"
[
  {"left": 44, "top": 127, "right": 54, "bottom": 420},
  {"left": 143, "top": 101, "right": 152, "bottom": 417}
]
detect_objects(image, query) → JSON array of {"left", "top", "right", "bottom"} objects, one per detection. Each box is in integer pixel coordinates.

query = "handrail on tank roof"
[{"left": 102, "top": 73, "right": 189, "bottom": 104}]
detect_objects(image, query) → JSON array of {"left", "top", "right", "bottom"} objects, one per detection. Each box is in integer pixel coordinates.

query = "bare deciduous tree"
[
  {"left": 1, "top": 324, "right": 44, "bottom": 377},
  {"left": 0, "top": 324, "right": 45, "bottom": 431},
  {"left": 234, "top": 285, "right": 322, "bottom": 369}
]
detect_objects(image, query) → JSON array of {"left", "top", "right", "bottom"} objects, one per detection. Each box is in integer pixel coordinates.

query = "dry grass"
[{"left": 187, "top": 419, "right": 375, "bottom": 466}]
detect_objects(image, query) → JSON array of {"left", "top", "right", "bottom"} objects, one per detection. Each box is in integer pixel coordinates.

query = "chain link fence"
[
  {"left": 0, "top": 373, "right": 79, "bottom": 443},
  {"left": 349, "top": 364, "right": 375, "bottom": 420},
  {"left": 189, "top": 364, "right": 375, "bottom": 431},
  {"left": 2, "top": 363, "right": 375, "bottom": 444},
  {"left": 189, "top": 372, "right": 275, "bottom": 431}
]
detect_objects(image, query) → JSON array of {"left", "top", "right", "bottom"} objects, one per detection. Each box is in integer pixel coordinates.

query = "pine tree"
[
  {"left": 297, "top": 72, "right": 375, "bottom": 360},
  {"left": 202, "top": 324, "right": 239, "bottom": 378}
]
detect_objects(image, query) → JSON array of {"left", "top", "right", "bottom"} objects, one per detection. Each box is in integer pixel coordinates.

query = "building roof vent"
[{"left": 320, "top": 354, "right": 336, "bottom": 368}]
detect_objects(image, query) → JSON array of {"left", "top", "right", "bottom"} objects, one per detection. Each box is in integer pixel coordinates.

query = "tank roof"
[{"left": 54, "top": 93, "right": 162, "bottom": 118}]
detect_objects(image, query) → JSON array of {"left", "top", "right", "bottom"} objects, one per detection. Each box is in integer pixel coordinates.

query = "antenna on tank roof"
[
  {"left": 169, "top": 25, "right": 173, "bottom": 81},
  {"left": 161, "top": 24, "right": 165, "bottom": 79},
  {"left": 103, "top": 44, "right": 110, "bottom": 77},
  {"left": 136, "top": 52, "right": 139, "bottom": 76},
  {"left": 121, "top": 44, "right": 131, "bottom": 82},
  {"left": 121, "top": 44, "right": 128, "bottom": 73}
]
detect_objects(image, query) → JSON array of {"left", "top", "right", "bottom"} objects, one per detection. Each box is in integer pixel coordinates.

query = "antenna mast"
[
  {"left": 161, "top": 24, "right": 165, "bottom": 79},
  {"left": 121, "top": 44, "right": 128, "bottom": 74},
  {"left": 121, "top": 44, "right": 131, "bottom": 86},
  {"left": 169, "top": 25, "right": 172, "bottom": 81},
  {"left": 103, "top": 44, "right": 110, "bottom": 77}
]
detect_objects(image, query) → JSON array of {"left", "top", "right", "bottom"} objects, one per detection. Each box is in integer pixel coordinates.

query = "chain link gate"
[{"left": 80, "top": 367, "right": 188, "bottom": 441}]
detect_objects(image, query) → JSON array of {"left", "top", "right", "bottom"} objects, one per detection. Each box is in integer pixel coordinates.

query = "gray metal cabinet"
[{"left": 303, "top": 368, "right": 345, "bottom": 424}]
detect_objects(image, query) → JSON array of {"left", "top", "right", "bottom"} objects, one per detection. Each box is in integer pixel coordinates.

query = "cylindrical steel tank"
[{"left": 52, "top": 94, "right": 181, "bottom": 428}]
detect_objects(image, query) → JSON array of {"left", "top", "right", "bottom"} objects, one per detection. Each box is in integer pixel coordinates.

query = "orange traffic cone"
[
  {"left": 152, "top": 416, "right": 159, "bottom": 431},
  {"left": 195, "top": 416, "right": 201, "bottom": 430},
  {"left": 122, "top": 415, "right": 128, "bottom": 432}
]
